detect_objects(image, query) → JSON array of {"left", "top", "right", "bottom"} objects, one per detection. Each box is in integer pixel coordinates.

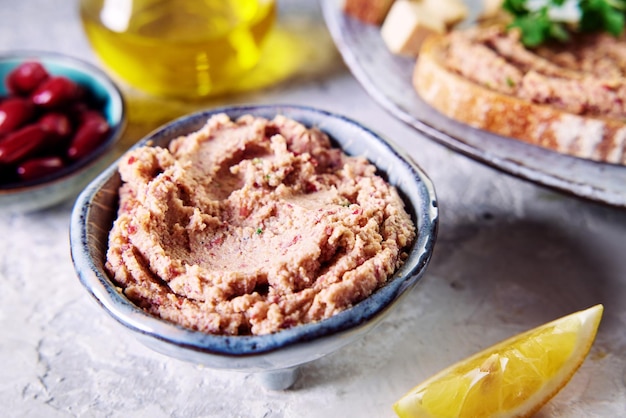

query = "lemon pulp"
[{"left": 394, "top": 304, "right": 603, "bottom": 418}]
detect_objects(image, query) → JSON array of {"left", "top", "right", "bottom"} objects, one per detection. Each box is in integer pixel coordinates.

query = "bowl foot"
[{"left": 257, "top": 366, "right": 300, "bottom": 390}]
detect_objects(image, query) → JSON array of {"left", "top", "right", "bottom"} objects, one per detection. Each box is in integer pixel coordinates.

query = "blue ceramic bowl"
[
  {"left": 0, "top": 51, "right": 126, "bottom": 213},
  {"left": 69, "top": 105, "right": 438, "bottom": 390}
]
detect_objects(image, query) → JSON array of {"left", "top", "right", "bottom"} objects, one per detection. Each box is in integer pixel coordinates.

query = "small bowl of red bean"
[{"left": 0, "top": 51, "right": 125, "bottom": 213}]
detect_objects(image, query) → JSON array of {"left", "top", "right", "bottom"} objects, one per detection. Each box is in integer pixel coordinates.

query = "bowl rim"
[
  {"left": 0, "top": 50, "right": 126, "bottom": 193},
  {"left": 70, "top": 104, "right": 438, "bottom": 356}
]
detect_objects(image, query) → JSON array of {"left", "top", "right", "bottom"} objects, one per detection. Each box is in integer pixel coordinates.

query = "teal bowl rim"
[
  {"left": 0, "top": 50, "right": 126, "bottom": 193},
  {"left": 70, "top": 104, "right": 438, "bottom": 357}
]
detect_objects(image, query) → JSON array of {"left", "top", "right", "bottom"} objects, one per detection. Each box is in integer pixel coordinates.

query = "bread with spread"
[{"left": 414, "top": 25, "right": 626, "bottom": 164}]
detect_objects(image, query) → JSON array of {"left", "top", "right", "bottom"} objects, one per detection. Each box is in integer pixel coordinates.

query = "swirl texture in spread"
[{"left": 105, "top": 114, "right": 416, "bottom": 335}]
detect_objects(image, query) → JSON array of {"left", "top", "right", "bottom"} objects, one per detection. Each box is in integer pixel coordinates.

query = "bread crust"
[{"left": 413, "top": 34, "right": 626, "bottom": 165}]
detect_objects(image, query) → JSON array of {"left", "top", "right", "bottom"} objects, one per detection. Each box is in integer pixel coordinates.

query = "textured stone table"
[{"left": 1, "top": 1, "right": 625, "bottom": 417}]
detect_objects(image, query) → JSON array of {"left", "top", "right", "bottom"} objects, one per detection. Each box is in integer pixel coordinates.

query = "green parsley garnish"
[
  {"left": 256, "top": 227, "right": 263, "bottom": 234},
  {"left": 503, "top": 0, "right": 626, "bottom": 47}
]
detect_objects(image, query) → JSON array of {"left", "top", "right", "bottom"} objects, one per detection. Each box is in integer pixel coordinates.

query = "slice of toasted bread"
[{"left": 413, "top": 33, "right": 626, "bottom": 165}]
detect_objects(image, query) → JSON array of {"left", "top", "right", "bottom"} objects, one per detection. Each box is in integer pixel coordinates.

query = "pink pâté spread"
[{"left": 105, "top": 113, "right": 416, "bottom": 335}]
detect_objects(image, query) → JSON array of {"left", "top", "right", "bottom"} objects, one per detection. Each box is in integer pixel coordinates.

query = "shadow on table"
[{"left": 429, "top": 217, "right": 614, "bottom": 324}]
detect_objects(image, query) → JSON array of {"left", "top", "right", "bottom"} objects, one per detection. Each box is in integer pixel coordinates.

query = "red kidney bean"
[
  {"left": 0, "top": 61, "right": 116, "bottom": 187},
  {"left": 6, "top": 61, "right": 50, "bottom": 95},
  {"left": 39, "top": 112, "right": 73, "bottom": 152},
  {"left": 0, "top": 97, "right": 36, "bottom": 135},
  {"left": 0, "top": 124, "right": 50, "bottom": 164},
  {"left": 31, "top": 76, "right": 79, "bottom": 109},
  {"left": 67, "top": 113, "right": 110, "bottom": 160},
  {"left": 39, "top": 112, "right": 72, "bottom": 139},
  {"left": 17, "top": 156, "right": 65, "bottom": 181},
  {"left": 76, "top": 109, "right": 105, "bottom": 125}
]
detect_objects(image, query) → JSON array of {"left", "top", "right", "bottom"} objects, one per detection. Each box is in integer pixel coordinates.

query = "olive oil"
[{"left": 80, "top": 0, "right": 276, "bottom": 98}]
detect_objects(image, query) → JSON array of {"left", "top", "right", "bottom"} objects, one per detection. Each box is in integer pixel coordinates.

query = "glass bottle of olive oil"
[{"left": 80, "top": 0, "right": 276, "bottom": 98}]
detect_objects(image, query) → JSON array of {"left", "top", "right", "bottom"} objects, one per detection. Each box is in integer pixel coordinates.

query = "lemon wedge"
[{"left": 393, "top": 304, "right": 603, "bottom": 418}]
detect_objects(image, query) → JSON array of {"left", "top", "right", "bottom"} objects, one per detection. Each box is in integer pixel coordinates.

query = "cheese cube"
[{"left": 381, "top": 0, "right": 445, "bottom": 56}]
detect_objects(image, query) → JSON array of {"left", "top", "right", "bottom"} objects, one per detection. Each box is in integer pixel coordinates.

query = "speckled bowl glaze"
[
  {"left": 69, "top": 105, "right": 438, "bottom": 390},
  {"left": 0, "top": 51, "right": 126, "bottom": 213}
]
